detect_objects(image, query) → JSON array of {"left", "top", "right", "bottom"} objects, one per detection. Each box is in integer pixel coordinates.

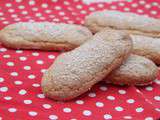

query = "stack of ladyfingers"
[{"left": 0, "top": 10, "right": 159, "bottom": 101}]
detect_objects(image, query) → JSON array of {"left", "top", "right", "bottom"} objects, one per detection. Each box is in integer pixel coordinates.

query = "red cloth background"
[{"left": 0, "top": 0, "right": 160, "bottom": 120}]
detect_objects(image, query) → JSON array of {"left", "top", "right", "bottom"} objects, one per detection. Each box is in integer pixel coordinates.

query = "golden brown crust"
[
  {"left": 0, "top": 22, "right": 92, "bottom": 51},
  {"left": 105, "top": 54, "right": 158, "bottom": 86},
  {"left": 41, "top": 30, "right": 132, "bottom": 101}
]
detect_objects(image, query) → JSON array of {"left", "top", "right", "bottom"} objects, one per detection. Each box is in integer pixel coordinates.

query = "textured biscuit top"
[
  {"left": 107, "top": 54, "right": 158, "bottom": 85},
  {"left": 41, "top": 30, "right": 132, "bottom": 100},
  {"left": 131, "top": 35, "right": 160, "bottom": 64},
  {"left": 85, "top": 10, "right": 160, "bottom": 35},
  {"left": 0, "top": 22, "right": 92, "bottom": 46}
]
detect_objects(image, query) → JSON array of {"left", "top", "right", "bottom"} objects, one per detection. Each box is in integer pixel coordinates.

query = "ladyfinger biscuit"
[
  {"left": 41, "top": 30, "right": 132, "bottom": 101},
  {"left": 0, "top": 22, "right": 92, "bottom": 51},
  {"left": 131, "top": 35, "right": 160, "bottom": 65},
  {"left": 84, "top": 10, "right": 160, "bottom": 37},
  {"left": 105, "top": 54, "right": 158, "bottom": 86}
]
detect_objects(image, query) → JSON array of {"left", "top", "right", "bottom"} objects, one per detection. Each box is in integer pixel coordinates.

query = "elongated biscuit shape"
[
  {"left": 105, "top": 54, "right": 158, "bottom": 86},
  {"left": 84, "top": 10, "right": 160, "bottom": 37},
  {"left": 41, "top": 30, "right": 132, "bottom": 101},
  {"left": 131, "top": 35, "right": 160, "bottom": 64},
  {"left": 0, "top": 22, "right": 92, "bottom": 51}
]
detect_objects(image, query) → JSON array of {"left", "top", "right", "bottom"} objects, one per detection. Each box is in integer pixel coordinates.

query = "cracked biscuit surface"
[
  {"left": 0, "top": 22, "right": 92, "bottom": 51},
  {"left": 41, "top": 30, "right": 132, "bottom": 101},
  {"left": 105, "top": 54, "right": 158, "bottom": 86}
]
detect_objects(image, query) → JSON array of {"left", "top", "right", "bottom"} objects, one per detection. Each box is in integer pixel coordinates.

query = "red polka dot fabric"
[{"left": 0, "top": 0, "right": 160, "bottom": 120}]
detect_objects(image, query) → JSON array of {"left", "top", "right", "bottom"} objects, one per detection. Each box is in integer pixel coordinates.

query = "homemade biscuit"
[
  {"left": 105, "top": 54, "right": 158, "bottom": 86},
  {"left": 0, "top": 22, "right": 92, "bottom": 51},
  {"left": 41, "top": 30, "right": 132, "bottom": 101},
  {"left": 131, "top": 35, "right": 160, "bottom": 65},
  {"left": 84, "top": 10, "right": 160, "bottom": 37}
]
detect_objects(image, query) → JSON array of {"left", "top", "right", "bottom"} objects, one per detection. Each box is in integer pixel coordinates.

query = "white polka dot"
[
  {"left": 48, "top": 55, "right": 55, "bottom": 59},
  {"left": 88, "top": 92, "right": 96, "bottom": 97},
  {"left": 0, "top": 17, "right": 5, "bottom": 20},
  {"left": 83, "top": 110, "right": 92, "bottom": 116},
  {"left": 131, "top": 3, "right": 138, "bottom": 7},
  {"left": 123, "top": 116, "right": 132, "bottom": 119},
  {"left": 0, "top": 77, "right": 4, "bottom": 82},
  {"left": 154, "top": 79, "right": 160, "bottom": 85},
  {"left": 29, "top": 0, "right": 35, "bottom": 5},
  {"left": 59, "top": 12, "right": 65, "bottom": 16},
  {"left": 37, "top": 94, "right": 45, "bottom": 98},
  {"left": 45, "top": 10, "right": 52, "bottom": 14},
  {"left": 49, "top": 115, "right": 58, "bottom": 120},
  {"left": 28, "top": 111, "right": 38, "bottom": 116},
  {"left": 23, "top": 66, "right": 31, "bottom": 70},
  {"left": 36, "top": 60, "right": 44, "bottom": 64},
  {"left": 115, "top": 106, "right": 123, "bottom": 111},
  {"left": 145, "top": 117, "right": 153, "bottom": 120},
  {"left": 63, "top": 108, "right": 72, "bottom": 113},
  {"left": 151, "top": 11, "right": 157, "bottom": 15},
  {"left": 98, "top": 4, "right": 104, "bottom": 8},
  {"left": 16, "top": 0, "right": 22, "bottom": 2},
  {"left": 145, "top": 86, "right": 153, "bottom": 91},
  {"left": 55, "top": 6, "right": 61, "bottom": 10},
  {"left": 32, "top": 52, "right": 39, "bottom": 56},
  {"left": 119, "top": 2, "right": 125, "bottom": 6},
  {"left": 145, "top": 4, "right": 151, "bottom": 9},
  {"left": 14, "top": 81, "right": 23, "bottom": 85},
  {"left": 8, "top": 108, "right": 17, "bottom": 112},
  {"left": 63, "top": 1, "right": 70, "bottom": 5},
  {"left": 0, "top": 48, "right": 7, "bottom": 52},
  {"left": 4, "top": 96, "right": 12, "bottom": 100},
  {"left": 2, "top": 21, "right": 9, "bottom": 24},
  {"left": 21, "top": 11, "right": 28, "bottom": 15},
  {"left": 16, "top": 50, "right": 23, "bottom": 53},
  {"left": 53, "top": 18, "right": 59, "bottom": 22},
  {"left": 41, "top": 3, "right": 48, "bottom": 8},
  {"left": 28, "top": 74, "right": 36, "bottom": 79},
  {"left": 126, "top": 99, "right": 135, "bottom": 104},
  {"left": 0, "top": 12, "right": 3, "bottom": 16},
  {"left": 52, "top": 0, "right": 58, "bottom": 2},
  {"left": 24, "top": 100, "right": 32, "bottom": 104},
  {"left": 139, "top": 0, "right": 145, "bottom": 5},
  {"left": 14, "top": 18, "right": 21, "bottom": 21},
  {"left": 32, "top": 7, "right": 38, "bottom": 11},
  {"left": 6, "top": 3, "right": 12, "bottom": 7},
  {"left": 41, "top": 69, "right": 47, "bottom": 73},
  {"left": 35, "top": 13, "right": 42, "bottom": 17},
  {"left": 89, "top": 7, "right": 95, "bottom": 11},
  {"left": 18, "top": 5, "right": 25, "bottom": 9},
  {"left": 10, "top": 72, "right": 18, "bottom": 76},
  {"left": 19, "top": 89, "right": 27, "bottom": 95},
  {"left": 96, "top": 102, "right": 104, "bottom": 107},
  {"left": 76, "top": 5, "right": 82, "bottom": 9},
  {"left": 104, "top": 114, "right": 112, "bottom": 119},
  {"left": 100, "top": 86, "right": 107, "bottom": 91},
  {"left": 43, "top": 104, "right": 52, "bottom": 109},
  {"left": 0, "top": 87, "right": 8, "bottom": 92},
  {"left": 152, "top": 2, "right": 158, "bottom": 6},
  {"left": 111, "top": 5, "right": 117, "bottom": 9},
  {"left": 137, "top": 9, "right": 144, "bottom": 13},
  {"left": 76, "top": 100, "right": 84, "bottom": 105},
  {"left": 3, "top": 54, "right": 10, "bottom": 58},
  {"left": 19, "top": 56, "right": 27, "bottom": 61},
  {"left": 7, "top": 62, "right": 14, "bottom": 66},
  {"left": 32, "top": 83, "right": 40, "bottom": 87},
  {"left": 136, "top": 107, "right": 144, "bottom": 112},
  {"left": 124, "top": 7, "right": 130, "bottom": 11},
  {"left": 11, "top": 14, "right": 18, "bottom": 18},
  {"left": 118, "top": 90, "right": 126, "bottom": 94},
  {"left": 155, "top": 108, "right": 160, "bottom": 112},
  {"left": 154, "top": 96, "right": 160, "bottom": 101},
  {"left": 8, "top": 9, "right": 15, "bottom": 13}
]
